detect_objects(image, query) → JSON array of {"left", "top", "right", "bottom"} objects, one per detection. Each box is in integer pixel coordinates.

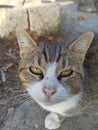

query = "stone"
[
  {"left": 28, "top": 4, "right": 60, "bottom": 36},
  {"left": 42, "top": 0, "right": 55, "bottom": 2},
  {"left": 0, "top": 8, "right": 28, "bottom": 38},
  {"left": 0, "top": 0, "right": 24, "bottom": 6},
  {"left": 23, "top": 0, "right": 42, "bottom": 7},
  {"left": 0, "top": 4, "right": 60, "bottom": 38},
  {"left": 78, "top": 0, "right": 98, "bottom": 13}
]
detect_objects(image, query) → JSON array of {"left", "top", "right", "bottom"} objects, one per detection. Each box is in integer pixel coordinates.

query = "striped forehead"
[
  {"left": 43, "top": 44, "right": 61, "bottom": 62},
  {"left": 31, "top": 44, "right": 67, "bottom": 70}
]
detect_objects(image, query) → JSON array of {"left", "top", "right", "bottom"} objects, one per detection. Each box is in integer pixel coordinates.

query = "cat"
[{"left": 16, "top": 27, "right": 94, "bottom": 130}]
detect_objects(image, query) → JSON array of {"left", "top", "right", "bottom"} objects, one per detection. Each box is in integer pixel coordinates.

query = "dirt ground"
[{"left": 0, "top": 2, "right": 98, "bottom": 130}]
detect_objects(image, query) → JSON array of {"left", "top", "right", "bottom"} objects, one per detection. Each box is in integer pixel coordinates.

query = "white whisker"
[{"left": 7, "top": 93, "right": 30, "bottom": 102}]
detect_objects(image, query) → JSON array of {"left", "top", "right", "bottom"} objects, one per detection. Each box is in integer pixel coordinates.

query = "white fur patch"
[
  {"left": 45, "top": 113, "right": 61, "bottom": 130},
  {"left": 46, "top": 62, "right": 57, "bottom": 77},
  {"left": 38, "top": 93, "right": 82, "bottom": 116}
]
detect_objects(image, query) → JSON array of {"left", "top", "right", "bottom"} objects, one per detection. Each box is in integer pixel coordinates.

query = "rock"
[
  {"left": 42, "top": 0, "right": 55, "bottom": 3},
  {"left": 28, "top": 4, "right": 60, "bottom": 36},
  {"left": 0, "top": 0, "right": 24, "bottom": 6},
  {"left": 0, "top": 8, "right": 28, "bottom": 38},
  {"left": 0, "top": 4, "right": 60, "bottom": 38},
  {"left": 78, "top": 0, "right": 98, "bottom": 13},
  {"left": 0, "top": 0, "right": 41, "bottom": 6},
  {"left": 23, "top": 0, "right": 42, "bottom": 7},
  {"left": 0, "top": 69, "right": 6, "bottom": 85}
]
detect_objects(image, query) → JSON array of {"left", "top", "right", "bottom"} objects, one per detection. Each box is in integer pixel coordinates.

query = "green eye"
[
  {"left": 29, "top": 66, "right": 42, "bottom": 75},
  {"left": 60, "top": 69, "right": 73, "bottom": 77}
]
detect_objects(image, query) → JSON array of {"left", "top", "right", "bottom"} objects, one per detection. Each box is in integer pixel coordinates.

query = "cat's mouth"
[
  {"left": 42, "top": 96, "right": 66, "bottom": 106},
  {"left": 45, "top": 96, "right": 52, "bottom": 104},
  {"left": 36, "top": 96, "right": 55, "bottom": 105}
]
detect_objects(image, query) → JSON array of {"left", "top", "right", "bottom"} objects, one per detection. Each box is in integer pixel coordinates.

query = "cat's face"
[{"left": 16, "top": 28, "right": 94, "bottom": 109}]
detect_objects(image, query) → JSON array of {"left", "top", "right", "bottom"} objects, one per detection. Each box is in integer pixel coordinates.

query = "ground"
[{"left": 0, "top": 2, "right": 98, "bottom": 130}]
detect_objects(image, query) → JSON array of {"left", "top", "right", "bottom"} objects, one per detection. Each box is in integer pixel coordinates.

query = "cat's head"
[{"left": 16, "top": 28, "right": 94, "bottom": 107}]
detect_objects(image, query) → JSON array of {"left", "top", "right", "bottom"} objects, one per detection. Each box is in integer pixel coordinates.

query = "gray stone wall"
[{"left": 0, "top": 0, "right": 60, "bottom": 38}]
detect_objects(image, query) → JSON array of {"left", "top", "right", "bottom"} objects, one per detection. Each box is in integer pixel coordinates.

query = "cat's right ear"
[
  {"left": 69, "top": 31, "right": 94, "bottom": 63},
  {"left": 16, "top": 27, "right": 37, "bottom": 59}
]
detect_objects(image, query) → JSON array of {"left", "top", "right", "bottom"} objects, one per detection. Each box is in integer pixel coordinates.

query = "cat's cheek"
[
  {"left": 22, "top": 82, "right": 30, "bottom": 88},
  {"left": 26, "top": 83, "right": 45, "bottom": 102},
  {"left": 70, "top": 85, "right": 82, "bottom": 95}
]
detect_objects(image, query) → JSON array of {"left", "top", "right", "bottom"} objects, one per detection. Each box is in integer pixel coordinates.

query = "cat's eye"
[
  {"left": 60, "top": 69, "right": 73, "bottom": 77},
  {"left": 29, "top": 66, "right": 42, "bottom": 75}
]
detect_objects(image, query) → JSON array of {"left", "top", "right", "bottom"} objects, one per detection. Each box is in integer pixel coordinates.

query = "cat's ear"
[
  {"left": 16, "top": 27, "right": 37, "bottom": 58},
  {"left": 69, "top": 31, "right": 94, "bottom": 63}
]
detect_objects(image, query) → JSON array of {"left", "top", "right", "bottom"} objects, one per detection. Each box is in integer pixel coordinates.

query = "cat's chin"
[
  {"left": 38, "top": 101, "right": 61, "bottom": 108},
  {"left": 37, "top": 98, "right": 64, "bottom": 107},
  {"left": 28, "top": 94, "right": 64, "bottom": 106},
  {"left": 44, "top": 97, "right": 61, "bottom": 105},
  {"left": 43, "top": 102, "right": 53, "bottom": 106}
]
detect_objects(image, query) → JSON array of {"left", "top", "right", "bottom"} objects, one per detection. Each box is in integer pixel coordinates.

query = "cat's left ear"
[
  {"left": 69, "top": 31, "right": 94, "bottom": 63},
  {"left": 16, "top": 27, "right": 37, "bottom": 59}
]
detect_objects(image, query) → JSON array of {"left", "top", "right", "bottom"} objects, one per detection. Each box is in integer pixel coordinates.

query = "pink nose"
[{"left": 43, "top": 87, "right": 57, "bottom": 97}]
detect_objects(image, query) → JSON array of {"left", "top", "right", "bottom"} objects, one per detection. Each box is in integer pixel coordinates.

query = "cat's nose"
[{"left": 43, "top": 87, "right": 57, "bottom": 97}]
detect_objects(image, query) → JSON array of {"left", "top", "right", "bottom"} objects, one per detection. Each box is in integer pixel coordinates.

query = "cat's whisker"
[
  {"left": 54, "top": 95, "right": 67, "bottom": 99},
  {"left": 10, "top": 90, "right": 28, "bottom": 94},
  {"left": 13, "top": 93, "right": 30, "bottom": 97},
  {"left": 14, "top": 93, "right": 27, "bottom": 96},
  {"left": 23, "top": 97, "right": 33, "bottom": 103},
  {"left": 22, "top": 98, "right": 34, "bottom": 105},
  {"left": 11, "top": 90, "right": 27, "bottom": 93},
  {"left": 7, "top": 94, "right": 30, "bottom": 102}
]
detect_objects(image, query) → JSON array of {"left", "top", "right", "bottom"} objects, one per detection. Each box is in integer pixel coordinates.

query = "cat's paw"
[{"left": 45, "top": 113, "right": 61, "bottom": 130}]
